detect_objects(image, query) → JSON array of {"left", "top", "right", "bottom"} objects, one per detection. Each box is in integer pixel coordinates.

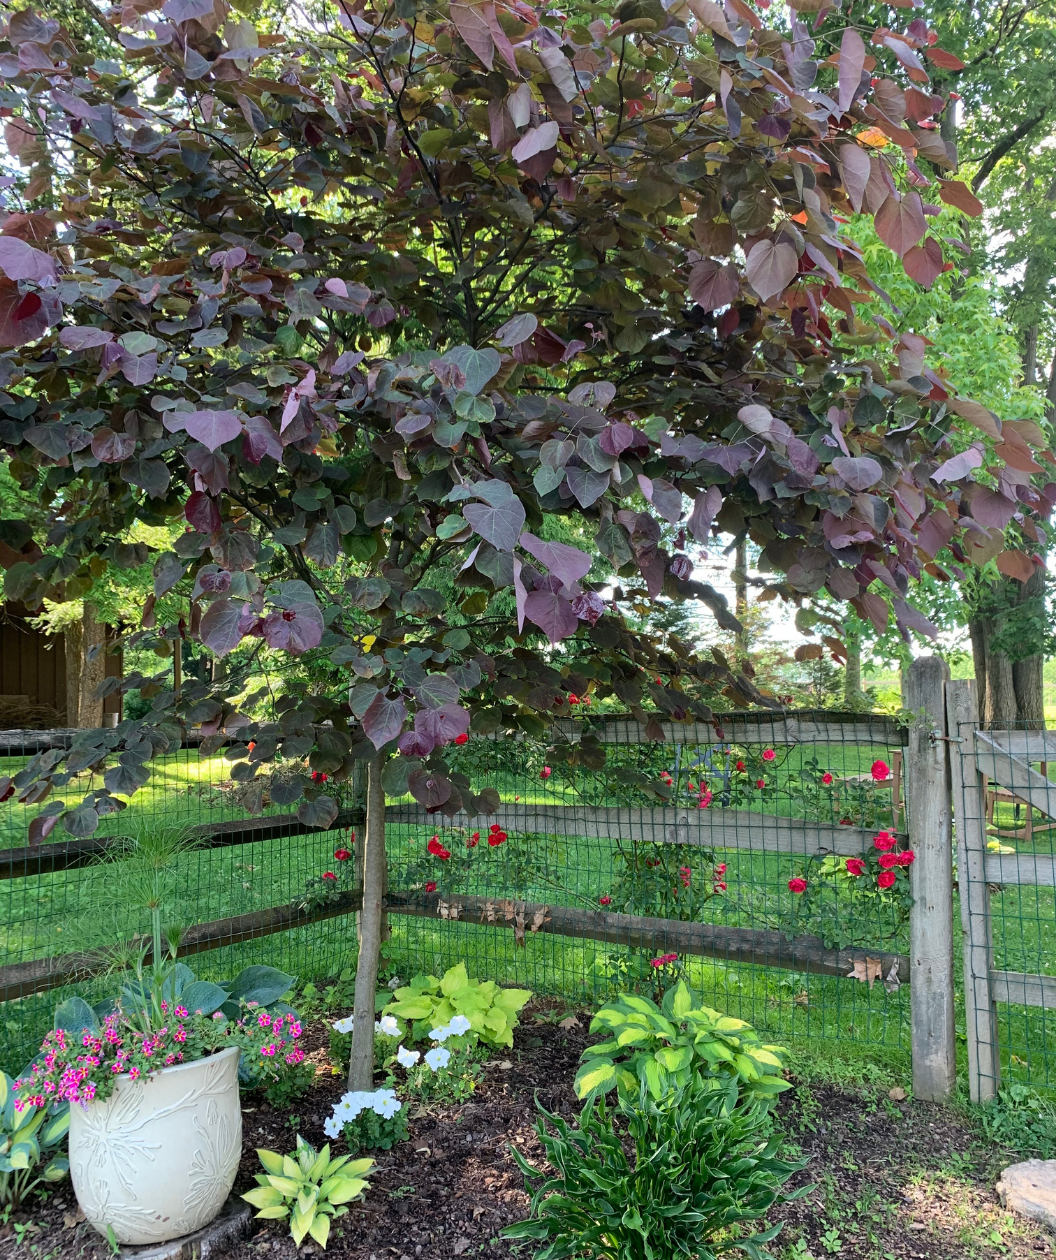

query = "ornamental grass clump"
[{"left": 504, "top": 1074, "right": 808, "bottom": 1260}]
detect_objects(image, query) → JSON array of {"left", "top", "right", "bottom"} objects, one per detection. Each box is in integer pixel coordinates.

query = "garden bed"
[{"left": 3, "top": 1003, "right": 1052, "bottom": 1260}]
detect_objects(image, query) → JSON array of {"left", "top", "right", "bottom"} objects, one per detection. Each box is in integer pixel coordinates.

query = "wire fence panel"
[
  {"left": 0, "top": 713, "right": 914, "bottom": 1073},
  {"left": 383, "top": 714, "right": 912, "bottom": 1054},
  {"left": 952, "top": 712, "right": 1056, "bottom": 1099},
  {"left": 0, "top": 736, "right": 359, "bottom": 1070}
]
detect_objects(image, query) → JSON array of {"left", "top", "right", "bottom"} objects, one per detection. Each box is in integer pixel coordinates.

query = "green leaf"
[
  {"left": 418, "top": 128, "right": 453, "bottom": 156},
  {"left": 574, "top": 1058, "right": 618, "bottom": 1099},
  {"left": 440, "top": 963, "right": 469, "bottom": 996},
  {"left": 243, "top": 1185, "right": 285, "bottom": 1209},
  {"left": 257, "top": 1148, "right": 286, "bottom": 1176}
]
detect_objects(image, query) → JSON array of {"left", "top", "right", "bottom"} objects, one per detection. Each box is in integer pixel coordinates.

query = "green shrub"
[
  {"left": 338, "top": 1106, "right": 410, "bottom": 1156},
  {"left": 261, "top": 1059, "right": 316, "bottom": 1109},
  {"left": 0, "top": 1071, "right": 68, "bottom": 1208},
  {"left": 504, "top": 1074, "right": 808, "bottom": 1260},
  {"left": 575, "top": 982, "right": 789, "bottom": 1105},
  {"left": 378, "top": 963, "right": 531, "bottom": 1049}
]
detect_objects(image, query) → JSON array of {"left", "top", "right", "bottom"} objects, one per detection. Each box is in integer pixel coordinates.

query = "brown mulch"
[{"left": 3, "top": 1002, "right": 1054, "bottom": 1259}]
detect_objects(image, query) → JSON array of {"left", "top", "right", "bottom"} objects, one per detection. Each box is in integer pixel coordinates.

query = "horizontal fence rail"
[
  {"left": 388, "top": 803, "right": 899, "bottom": 858},
  {"left": 0, "top": 809, "right": 363, "bottom": 880}
]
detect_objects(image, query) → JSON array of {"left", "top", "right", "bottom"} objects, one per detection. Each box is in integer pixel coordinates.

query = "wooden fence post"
[
  {"left": 348, "top": 753, "right": 386, "bottom": 1091},
  {"left": 946, "top": 678, "right": 999, "bottom": 1103},
  {"left": 906, "top": 656, "right": 956, "bottom": 1102}
]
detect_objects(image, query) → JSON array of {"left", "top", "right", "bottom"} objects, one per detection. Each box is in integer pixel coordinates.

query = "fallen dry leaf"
[
  {"left": 889, "top": 1086, "right": 907, "bottom": 1101},
  {"left": 847, "top": 957, "right": 883, "bottom": 987},
  {"left": 63, "top": 1210, "right": 86, "bottom": 1229},
  {"left": 558, "top": 1015, "right": 580, "bottom": 1030},
  {"left": 884, "top": 959, "right": 901, "bottom": 993}
]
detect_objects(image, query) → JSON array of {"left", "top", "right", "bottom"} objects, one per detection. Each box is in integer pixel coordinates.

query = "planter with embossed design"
[{"left": 68, "top": 1045, "right": 242, "bottom": 1246}]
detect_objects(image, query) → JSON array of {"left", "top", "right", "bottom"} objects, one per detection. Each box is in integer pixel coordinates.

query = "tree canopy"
[{"left": 2, "top": 0, "right": 1052, "bottom": 836}]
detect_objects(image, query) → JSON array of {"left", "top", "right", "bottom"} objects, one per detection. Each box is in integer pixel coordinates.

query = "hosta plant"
[
  {"left": 242, "top": 1137, "right": 374, "bottom": 1250},
  {"left": 378, "top": 964, "right": 531, "bottom": 1051},
  {"left": 503, "top": 1074, "right": 808, "bottom": 1260},
  {"left": 574, "top": 982, "right": 788, "bottom": 1104},
  {"left": 0, "top": 1070, "right": 68, "bottom": 1207}
]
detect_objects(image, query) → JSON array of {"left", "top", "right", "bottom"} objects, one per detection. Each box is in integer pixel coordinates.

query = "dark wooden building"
[{"left": 0, "top": 603, "right": 122, "bottom": 728}]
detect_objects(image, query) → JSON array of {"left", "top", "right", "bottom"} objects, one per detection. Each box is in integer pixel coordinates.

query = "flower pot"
[{"left": 68, "top": 1045, "right": 242, "bottom": 1246}]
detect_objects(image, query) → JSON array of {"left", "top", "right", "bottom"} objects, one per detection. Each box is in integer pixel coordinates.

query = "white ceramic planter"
[{"left": 69, "top": 1045, "right": 242, "bottom": 1246}]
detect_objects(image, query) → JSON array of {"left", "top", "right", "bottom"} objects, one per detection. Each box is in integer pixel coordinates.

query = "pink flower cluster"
[
  {"left": 650, "top": 952, "right": 678, "bottom": 969},
  {"left": 15, "top": 1002, "right": 305, "bottom": 1112}
]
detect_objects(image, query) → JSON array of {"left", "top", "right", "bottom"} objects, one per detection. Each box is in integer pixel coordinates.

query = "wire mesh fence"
[
  {"left": 383, "top": 713, "right": 913, "bottom": 1056},
  {"left": 0, "top": 713, "right": 914, "bottom": 1074},
  {"left": 951, "top": 713, "right": 1056, "bottom": 1099},
  {"left": 0, "top": 735, "right": 359, "bottom": 1070}
]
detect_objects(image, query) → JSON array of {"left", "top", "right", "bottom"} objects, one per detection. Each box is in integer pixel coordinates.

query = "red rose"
[
  {"left": 788, "top": 877, "right": 808, "bottom": 894},
  {"left": 425, "top": 881, "right": 437, "bottom": 893},
  {"left": 333, "top": 848, "right": 351, "bottom": 862},
  {"left": 468, "top": 831, "right": 480, "bottom": 847},
  {"left": 878, "top": 852, "right": 899, "bottom": 869},
  {"left": 877, "top": 870, "right": 897, "bottom": 889},
  {"left": 756, "top": 778, "right": 765, "bottom": 789},
  {"left": 713, "top": 881, "right": 727, "bottom": 893},
  {"left": 454, "top": 733, "right": 469, "bottom": 745},
  {"left": 871, "top": 759, "right": 891, "bottom": 782},
  {"left": 247, "top": 741, "right": 256, "bottom": 751},
  {"left": 599, "top": 895, "right": 612, "bottom": 906},
  {"left": 715, "top": 863, "right": 726, "bottom": 875},
  {"left": 490, "top": 822, "right": 501, "bottom": 832},
  {"left": 762, "top": 748, "right": 776, "bottom": 762},
  {"left": 821, "top": 772, "right": 833, "bottom": 785},
  {"left": 736, "top": 760, "right": 746, "bottom": 772},
  {"left": 845, "top": 858, "right": 865, "bottom": 876},
  {"left": 427, "top": 836, "right": 448, "bottom": 858},
  {"left": 874, "top": 832, "right": 896, "bottom": 851},
  {"left": 568, "top": 693, "right": 579, "bottom": 705},
  {"left": 583, "top": 695, "right": 592, "bottom": 706},
  {"left": 322, "top": 871, "right": 337, "bottom": 881},
  {"left": 896, "top": 850, "right": 915, "bottom": 866},
  {"left": 540, "top": 766, "right": 552, "bottom": 780},
  {"left": 488, "top": 830, "right": 508, "bottom": 847},
  {"left": 688, "top": 781, "right": 697, "bottom": 791}
]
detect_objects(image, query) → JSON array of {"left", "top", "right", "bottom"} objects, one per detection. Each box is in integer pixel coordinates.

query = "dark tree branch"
[{"left": 972, "top": 111, "right": 1048, "bottom": 191}]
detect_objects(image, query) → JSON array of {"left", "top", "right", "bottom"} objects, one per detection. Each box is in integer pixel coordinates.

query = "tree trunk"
[
  {"left": 734, "top": 538, "right": 747, "bottom": 664},
  {"left": 348, "top": 753, "right": 387, "bottom": 1091},
  {"left": 64, "top": 603, "right": 105, "bottom": 728},
  {"left": 843, "top": 621, "right": 863, "bottom": 709},
  {"left": 968, "top": 565, "right": 1046, "bottom": 727}
]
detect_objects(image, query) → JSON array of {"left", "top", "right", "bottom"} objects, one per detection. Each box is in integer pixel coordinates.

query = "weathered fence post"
[
  {"left": 906, "top": 656, "right": 956, "bottom": 1102},
  {"left": 946, "top": 678, "right": 999, "bottom": 1102},
  {"left": 348, "top": 752, "right": 387, "bottom": 1091}
]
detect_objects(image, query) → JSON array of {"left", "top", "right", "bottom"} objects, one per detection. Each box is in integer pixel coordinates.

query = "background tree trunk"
[
  {"left": 734, "top": 538, "right": 747, "bottom": 665},
  {"left": 969, "top": 565, "right": 1046, "bottom": 727},
  {"left": 843, "top": 621, "right": 863, "bottom": 709},
  {"left": 63, "top": 603, "right": 105, "bottom": 728}
]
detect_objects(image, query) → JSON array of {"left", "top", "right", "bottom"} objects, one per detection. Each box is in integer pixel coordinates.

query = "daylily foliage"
[{"left": 0, "top": 0, "right": 1050, "bottom": 835}]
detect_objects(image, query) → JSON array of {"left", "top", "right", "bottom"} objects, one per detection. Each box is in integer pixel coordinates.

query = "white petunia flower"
[
  {"left": 376, "top": 1015, "right": 401, "bottom": 1038},
  {"left": 397, "top": 1044, "right": 421, "bottom": 1068},
  {"left": 425, "top": 1046, "right": 451, "bottom": 1072},
  {"left": 430, "top": 1024, "right": 451, "bottom": 1043},
  {"left": 372, "top": 1089, "right": 403, "bottom": 1119},
  {"left": 447, "top": 1014, "right": 472, "bottom": 1037},
  {"left": 323, "top": 1115, "right": 343, "bottom": 1140},
  {"left": 332, "top": 1015, "right": 355, "bottom": 1034}
]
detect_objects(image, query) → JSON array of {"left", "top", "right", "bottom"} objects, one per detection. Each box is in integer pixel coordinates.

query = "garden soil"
[{"left": 4, "top": 1001, "right": 1053, "bottom": 1260}]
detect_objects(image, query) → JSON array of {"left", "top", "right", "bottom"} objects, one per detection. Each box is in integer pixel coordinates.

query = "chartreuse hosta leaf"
[
  {"left": 377, "top": 964, "right": 531, "bottom": 1051},
  {"left": 243, "top": 1138, "right": 373, "bottom": 1250},
  {"left": 575, "top": 982, "right": 790, "bottom": 1104}
]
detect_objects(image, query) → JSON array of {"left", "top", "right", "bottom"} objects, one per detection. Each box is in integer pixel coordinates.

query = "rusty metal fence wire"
[{"left": 0, "top": 712, "right": 914, "bottom": 1073}]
